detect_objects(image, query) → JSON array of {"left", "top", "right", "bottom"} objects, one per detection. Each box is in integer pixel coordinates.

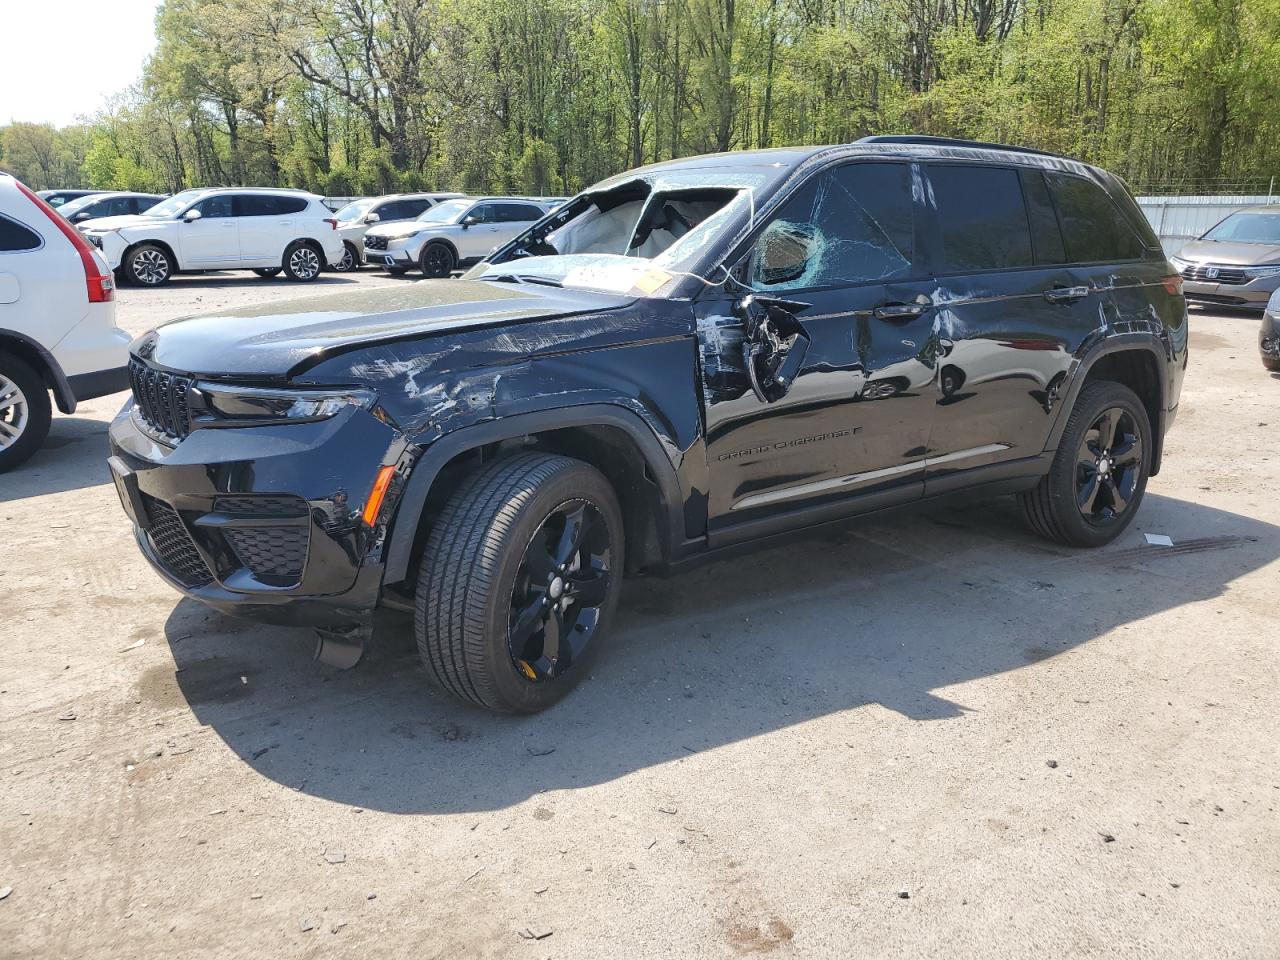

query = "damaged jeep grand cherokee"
[{"left": 108, "top": 136, "right": 1188, "bottom": 713}]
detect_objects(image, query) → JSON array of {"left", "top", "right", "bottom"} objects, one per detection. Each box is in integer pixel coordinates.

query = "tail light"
[
  {"left": 15, "top": 180, "right": 114, "bottom": 302},
  {"left": 1161, "top": 274, "right": 1183, "bottom": 295},
  {"left": 324, "top": 218, "right": 338, "bottom": 230}
]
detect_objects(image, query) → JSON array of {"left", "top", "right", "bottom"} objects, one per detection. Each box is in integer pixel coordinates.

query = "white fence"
[{"left": 1136, "top": 195, "right": 1277, "bottom": 256}]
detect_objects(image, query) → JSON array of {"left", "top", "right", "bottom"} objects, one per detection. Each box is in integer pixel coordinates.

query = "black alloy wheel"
[
  {"left": 420, "top": 242, "right": 455, "bottom": 278},
  {"left": 508, "top": 500, "right": 613, "bottom": 682},
  {"left": 1018, "top": 380, "right": 1150, "bottom": 547},
  {"left": 1075, "top": 407, "right": 1143, "bottom": 525}
]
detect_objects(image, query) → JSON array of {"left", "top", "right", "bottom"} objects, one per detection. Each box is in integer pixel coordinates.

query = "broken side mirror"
[{"left": 734, "top": 294, "right": 811, "bottom": 403}]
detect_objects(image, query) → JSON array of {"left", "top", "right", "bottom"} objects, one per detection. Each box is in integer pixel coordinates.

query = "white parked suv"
[
  {"left": 0, "top": 173, "right": 131, "bottom": 471},
  {"left": 364, "top": 196, "right": 549, "bottom": 277},
  {"left": 330, "top": 192, "right": 464, "bottom": 271},
  {"left": 80, "top": 187, "right": 345, "bottom": 286}
]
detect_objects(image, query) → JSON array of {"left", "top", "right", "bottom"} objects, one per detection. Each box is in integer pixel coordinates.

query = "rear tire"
[
  {"left": 1264, "top": 357, "right": 1280, "bottom": 372},
  {"left": 414, "top": 453, "right": 625, "bottom": 713},
  {"left": 1019, "top": 380, "right": 1151, "bottom": 548},
  {"left": 124, "top": 244, "right": 173, "bottom": 286},
  {"left": 419, "top": 241, "right": 456, "bottom": 278},
  {"left": 332, "top": 242, "right": 359, "bottom": 272},
  {"left": 282, "top": 241, "right": 323, "bottom": 281},
  {"left": 253, "top": 267, "right": 282, "bottom": 278},
  {"left": 385, "top": 266, "right": 409, "bottom": 277},
  {"left": 0, "top": 353, "right": 52, "bottom": 473}
]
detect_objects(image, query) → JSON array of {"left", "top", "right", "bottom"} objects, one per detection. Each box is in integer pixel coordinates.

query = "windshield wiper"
[{"left": 486, "top": 273, "right": 563, "bottom": 288}]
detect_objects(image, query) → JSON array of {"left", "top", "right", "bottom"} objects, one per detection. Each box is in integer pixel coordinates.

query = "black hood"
[{"left": 136, "top": 280, "right": 634, "bottom": 379}]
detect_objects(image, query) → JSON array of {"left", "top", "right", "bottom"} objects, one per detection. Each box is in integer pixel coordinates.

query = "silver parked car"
[
  {"left": 363, "top": 196, "right": 550, "bottom": 277},
  {"left": 331, "top": 192, "right": 464, "bottom": 271},
  {"left": 1171, "top": 205, "right": 1280, "bottom": 310}
]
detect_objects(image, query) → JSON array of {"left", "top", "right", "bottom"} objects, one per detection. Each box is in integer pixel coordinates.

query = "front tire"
[
  {"left": 1019, "top": 380, "right": 1151, "bottom": 547},
  {"left": 415, "top": 453, "right": 625, "bottom": 713},
  {"left": 0, "top": 353, "right": 52, "bottom": 473},
  {"left": 124, "top": 244, "right": 173, "bottom": 286},
  {"left": 332, "top": 242, "right": 359, "bottom": 272},
  {"left": 1264, "top": 357, "right": 1280, "bottom": 373},
  {"left": 282, "top": 241, "right": 323, "bottom": 281},
  {"left": 253, "top": 267, "right": 281, "bottom": 279},
  {"left": 419, "top": 241, "right": 456, "bottom": 278}
]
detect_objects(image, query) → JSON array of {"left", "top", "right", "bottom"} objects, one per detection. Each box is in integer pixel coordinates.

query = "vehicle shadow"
[
  {"left": 126, "top": 273, "right": 360, "bottom": 290},
  {"left": 159, "top": 492, "right": 1277, "bottom": 814},
  {"left": 0, "top": 413, "right": 117, "bottom": 501}
]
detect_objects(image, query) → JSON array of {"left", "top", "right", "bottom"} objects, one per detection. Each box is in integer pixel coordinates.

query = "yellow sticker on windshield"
[{"left": 632, "top": 269, "right": 672, "bottom": 295}]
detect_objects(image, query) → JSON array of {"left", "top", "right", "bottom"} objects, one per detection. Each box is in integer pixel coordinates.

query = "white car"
[
  {"left": 80, "top": 188, "right": 345, "bottom": 286},
  {"left": 330, "top": 192, "right": 464, "bottom": 271},
  {"left": 0, "top": 173, "right": 131, "bottom": 471},
  {"left": 364, "top": 196, "right": 550, "bottom": 277}
]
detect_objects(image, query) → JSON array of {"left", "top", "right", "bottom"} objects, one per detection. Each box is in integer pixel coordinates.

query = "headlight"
[
  {"left": 1242, "top": 264, "right": 1280, "bottom": 279},
  {"left": 1169, "top": 256, "right": 1190, "bottom": 270},
  {"left": 193, "top": 384, "right": 376, "bottom": 427}
]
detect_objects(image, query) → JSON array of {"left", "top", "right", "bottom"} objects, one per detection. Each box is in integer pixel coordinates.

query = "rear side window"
[
  {"left": 497, "top": 203, "right": 543, "bottom": 222},
  {"left": 928, "top": 165, "right": 1033, "bottom": 272},
  {"left": 1019, "top": 170, "right": 1067, "bottom": 264},
  {"left": 0, "top": 214, "right": 41, "bottom": 252},
  {"left": 236, "top": 195, "right": 308, "bottom": 216},
  {"left": 748, "top": 161, "right": 915, "bottom": 290},
  {"left": 1045, "top": 173, "right": 1144, "bottom": 262}
]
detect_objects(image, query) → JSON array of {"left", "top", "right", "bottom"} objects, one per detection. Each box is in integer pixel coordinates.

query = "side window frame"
[
  {"left": 921, "top": 161, "right": 1038, "bottom": 277},
  {"left": 729, "top": 157, "right": 924, "bottom": 295}
]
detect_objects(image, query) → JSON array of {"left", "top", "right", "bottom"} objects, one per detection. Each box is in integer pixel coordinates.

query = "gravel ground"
[{"left": 2, "top": 272, "right": 1278, "bottom": 959}]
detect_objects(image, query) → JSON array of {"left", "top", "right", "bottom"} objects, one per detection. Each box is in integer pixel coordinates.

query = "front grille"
[
  {"left": 1180, "top": 263, "right": 1250, "bottom": 285},
  {"left": 143, "top": 496, "right": 214, "bottom": 588},
  {"left": 365, "top": 234, "right": 389, "bottom": 251},
  {"left": 223, "top": 527, "right": 309, "bottom": 583},
  {"left": 213, "top": 495, "right": 309, "bottom": 517},
  {"left": 128, "top": 358, "right": 194, "bottom": 441}
]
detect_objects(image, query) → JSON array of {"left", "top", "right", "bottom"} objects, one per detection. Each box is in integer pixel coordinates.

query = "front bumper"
[
  {"left": 1182, "top": 276, "right": 1279, "bottom": 309},
  {"left": 107, "top": 400, "right": 409, "bottom": 629}
]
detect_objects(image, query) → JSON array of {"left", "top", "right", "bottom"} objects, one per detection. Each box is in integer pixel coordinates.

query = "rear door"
[
  {"left": 177, "top": 193, "right": 237, "bottom": 266},
  {"left": 919, "top": 164, "right": 1100, "bottom": 492},
  {"left": 236, "top": 194, "right": 309, "bottom": 263}
]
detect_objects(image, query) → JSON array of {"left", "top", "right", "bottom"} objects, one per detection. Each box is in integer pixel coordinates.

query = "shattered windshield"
[{"left": 472, "top": 169, "right": 772, "bottom": 294}]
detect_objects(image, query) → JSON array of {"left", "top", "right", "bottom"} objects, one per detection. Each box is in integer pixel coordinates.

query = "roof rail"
[{"left": 856, "top": 135, "right": 1066, "bottom": 160}]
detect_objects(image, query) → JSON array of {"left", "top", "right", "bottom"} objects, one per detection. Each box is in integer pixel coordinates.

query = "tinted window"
[
  {"left": 101, "top": 196, "right": 135, "bottom": 217},
  {"left": 749, "top": 161, "right": 915, "bottom": 289},
  {"left": 402, "top": 198, "right": 433, "bottom": 217},
  {"left": 469, "top": 203, "right": 500, "bottom": 224},
  {"left": 1045, "top": 172, "right": 1144, "bottom": 262},
  {"left": 496, "top": 202, "right": 543, "bottom": 223},
  {"left": 373, "top": 200, "right": 412, "bottom": 221},
  {"left": 194, "top": 195, "right": 233, "bottom": 218},
  {"left": 235, "top": 195, "right": 308, "bottom": 216},
  {"left": 929, "top": 165, "right": 1033, "bottom": 272},
  {"left": 1019, "top": 169, "right": 1067, "bottom": 264},
  {"left": 0, "top": 215, "right": 41, "bottom": 252}
]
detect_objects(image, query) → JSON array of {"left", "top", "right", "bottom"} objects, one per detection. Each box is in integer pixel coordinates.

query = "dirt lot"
[{"left": 2, "top": 272, "right": 1278, "bottom": 959}]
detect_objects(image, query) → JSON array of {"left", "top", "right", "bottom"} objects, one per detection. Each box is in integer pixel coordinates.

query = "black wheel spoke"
[
  {"left": 1077, "top": 474, "right": 1100, "bottom": 513},
  {"left": 541, "top": 608, "right": 566, "bottom": 665},
  {"left": 1112, "top": 435, "right": 1142, "bottom": 466},
  {"left": 568, "top": 570, "right": 608, "bottom": 608},
  {"left": 510, "top": 591, "right": 547, "bottom": 654},
  {"left": 552, "top": 503, "right": 588, "bottom": 569},
  {"left": 1096, "top": 409, "right": 1118, "bottom": 450}
]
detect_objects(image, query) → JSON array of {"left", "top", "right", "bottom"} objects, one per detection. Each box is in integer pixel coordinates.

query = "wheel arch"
[
  {"left": 383, "top": 404, "right": 685, "bottom": 586},
  {"left": 122, "top": 237, "right": 180, "bottom": 273},
  {"left": 422, "top": 237, "right": 459, "bottom": 263},
  {"left": 286, "top": 237, "right": 328, "bottom": 268},
  {"left": 1048, "top": 336, "right": 1167, "bottom": 475},
  {"left": 0, "top": 328, "right": 76, "bottom": 413}
]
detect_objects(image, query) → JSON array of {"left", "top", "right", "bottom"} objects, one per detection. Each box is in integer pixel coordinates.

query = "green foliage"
[{"left": 5, "top": 0, "right": 1279, "bottom": 196}]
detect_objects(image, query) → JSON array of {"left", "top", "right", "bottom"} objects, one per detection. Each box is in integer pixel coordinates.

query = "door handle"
[
  {"left": 1043, "top": 285, "right": 1089, "bottom": 304},
  {"left": 874, "top": 302, "right": 928, "bottom": 321}
]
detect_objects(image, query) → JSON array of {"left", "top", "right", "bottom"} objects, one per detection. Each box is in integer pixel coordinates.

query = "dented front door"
[{"left": 697, "top": 161, "right": 938, "bottom": 531}]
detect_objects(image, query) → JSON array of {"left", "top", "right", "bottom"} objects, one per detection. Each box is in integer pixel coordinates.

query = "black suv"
[{"left": 108, "top": 137, "right": 1188, "bottom": 713}]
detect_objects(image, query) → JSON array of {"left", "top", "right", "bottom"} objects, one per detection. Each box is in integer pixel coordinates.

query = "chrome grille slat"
[{"left": 1180, "top": 263, "right": 1250, "bottom": 285}]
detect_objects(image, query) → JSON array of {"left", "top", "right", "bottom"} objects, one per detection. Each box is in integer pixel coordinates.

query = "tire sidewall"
[
  {"left": 0, "top": 353, "right": 52, "bottom": 473},
  {"left": 333, "top": 243, "right": 359, "bottom": 272},
  {"left": 1049, "top": 382, "right": 1151, "bottom": 547}
]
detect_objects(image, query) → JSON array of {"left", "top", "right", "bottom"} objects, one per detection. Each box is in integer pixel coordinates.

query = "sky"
[{"left": 0, "top": 0, "right": 163, "bottom": 127}]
